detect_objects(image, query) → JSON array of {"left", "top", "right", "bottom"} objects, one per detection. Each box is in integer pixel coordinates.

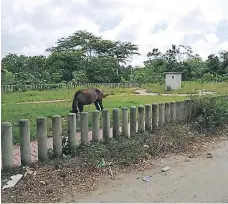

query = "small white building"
[{"left": 165, "top": 72, "right": 182, "bottom": 90}]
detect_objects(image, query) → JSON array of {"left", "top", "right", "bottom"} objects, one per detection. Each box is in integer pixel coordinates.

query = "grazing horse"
[{"left": 70, "top": 88, "right": 109, "bottom": 114}]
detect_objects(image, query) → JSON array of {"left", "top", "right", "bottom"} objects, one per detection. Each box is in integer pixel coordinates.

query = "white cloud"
[
  {"left": 1, "top": 0, "right": 228, "bottom": 66},
  {"left": 218, "top": 41, "right": 228, "bottom": 51}
]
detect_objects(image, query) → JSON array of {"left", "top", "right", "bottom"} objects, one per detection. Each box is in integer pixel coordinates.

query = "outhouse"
[{"left": 165, "top": 72, "right": 182, "bottom": 90}]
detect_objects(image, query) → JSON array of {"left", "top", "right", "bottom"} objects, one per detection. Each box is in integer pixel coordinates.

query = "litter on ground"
[{"left": 2, "top": 174, "right": 23, "bottom": 189}]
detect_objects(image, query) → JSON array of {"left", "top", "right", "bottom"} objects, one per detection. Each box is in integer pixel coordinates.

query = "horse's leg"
[
  {"left": 94, "top": 101, "right": 100, "bottom": 111},
  {"left": 78, "top": 103, "right": 84, "bottom": 113},
  {"left": 98, "top": 99, "right": 104, "bottom": 111}
]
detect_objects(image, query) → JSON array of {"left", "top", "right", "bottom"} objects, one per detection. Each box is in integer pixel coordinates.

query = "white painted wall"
[{"left": 165, "top": 73, "right": 182, "bottom": 90}]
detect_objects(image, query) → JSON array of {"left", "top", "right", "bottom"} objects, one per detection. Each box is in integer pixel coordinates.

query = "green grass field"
[
  {"left": 2, "top": 90, "right": 187, "bottom": 144},
  {"left": 2, "top": 81, "right": 227, "bottom": 144},
  {"left": 1, "top": 87, "right": 136, "bottom": 104}
]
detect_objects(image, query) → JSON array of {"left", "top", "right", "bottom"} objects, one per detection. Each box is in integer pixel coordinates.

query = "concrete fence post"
[
  {"left": 37, "top": 117, "right": 48, "bottom": 162},
  {"left": 81, "top": 112, "right": 89, "bottom": 145},
  {"left": 138, "top": 105, "right": 144, "bottom": 133},
  {"left": 188, "top": 99, "right": 193, "bottom": 119},
  {"left": 130, "top": 106, "right": 137, "bottom": 136},
  {"left": 152, "top": 104, "right": 158, "bottom": 130},
  {"left": 170, "top": 101, "right": 176, "bottom": 123},
  {"left": 113, "top": 108, "right": 120, "bottom": 138},
  {"left": 19, "top": 119, "right": 32, "bottom": 165},
  {"left": 122, "top": 107, "right": 129, "bottom": 137},
  {"left": 184, "top": 100, "right": 188, "bottom": 121},
  {"left": 184, "top": 100, "right": 188, "bottom": 120},
  {"left": 164, "top": 102, "right": 170, "bottom": 124},
  {"left": 52, "top": 115, "right": 62, "bottom": 157},
  {"left": 92, "top": 110, "right": 100, "bottom": 141},
  {"left": 145, "top": 104, "right": 152, "bottom": 131},
  {"left": 102, "top": 109, "right": 110, "bottom": 139},
  {"left": 184, "top": 100, "right": 189, "bottom": 120},
  {"left": 176, "top": 101, "right": 181, "bottom": 122},
  {"left": 68, "top": 113, "right": 77, "bottom": 149},
  {"left": 180, "top": 101, "right": 185, "bottom": 121},
  {"left": 183, "top": 100, "right": 187, "bottom": 121},
  {"left": 1, "top": 122, "right": 13, "bottom": 169},
  {"left": 191, "top": 99, "right": 197, "bottom": 115},
  {"left": 158, "top": 103, "right": 165, "bottom": 126}
]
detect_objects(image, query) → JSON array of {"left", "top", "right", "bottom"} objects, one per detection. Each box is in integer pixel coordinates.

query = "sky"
[{"left": 1, "top": 0, "right": 228, "bottom": 66}]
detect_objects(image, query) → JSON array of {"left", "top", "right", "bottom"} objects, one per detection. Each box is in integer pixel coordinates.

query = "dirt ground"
[
  {"left": 63, "top": 139, "right": 228, "bottom": 203},
  {"left": 2, "top": 133, "right": 228, "bottom": 203}
]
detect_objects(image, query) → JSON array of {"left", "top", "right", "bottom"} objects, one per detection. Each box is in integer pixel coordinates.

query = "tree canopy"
[{"left": 1, "top": 30, "right": 228, "bottom": 85}]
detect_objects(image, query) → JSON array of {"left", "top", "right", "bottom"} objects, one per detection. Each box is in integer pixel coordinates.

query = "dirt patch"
[
  {"left": 69, "top": 139, "right": 228, "bottom": 203},
  {"left": 15, "top": 99, "right": 71, "bottom": 104},
  {"left": 134, "top": 89, "right": 216, "bottom": 96}
]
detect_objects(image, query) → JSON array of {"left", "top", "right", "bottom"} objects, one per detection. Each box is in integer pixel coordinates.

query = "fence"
[
  {"left": 1, "top": 82, "right": 139, "bottom": 92},
  {"left": 1, "top": 98, "right": 198, "bottom": 170}
]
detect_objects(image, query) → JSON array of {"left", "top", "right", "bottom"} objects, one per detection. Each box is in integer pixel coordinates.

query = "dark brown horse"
[{"left": 70, "top": 88, "right": 109, "bottom": 114}]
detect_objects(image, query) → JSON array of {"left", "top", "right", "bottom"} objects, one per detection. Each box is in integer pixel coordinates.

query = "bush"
[
  {"left": 191, "top": 95, "right": 228, "bottom": 133},
  {"left": 60, "top": 123, "right": 201, "bottom": 168}
]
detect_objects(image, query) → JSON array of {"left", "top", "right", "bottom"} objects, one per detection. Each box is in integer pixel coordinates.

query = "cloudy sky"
[{"left": 1, "top": 0, "right": 228, "bottom": 66}]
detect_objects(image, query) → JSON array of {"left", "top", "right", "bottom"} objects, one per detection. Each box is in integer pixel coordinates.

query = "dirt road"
[{"left": 65, "top": 140, "right": 228, "bottom": 203}]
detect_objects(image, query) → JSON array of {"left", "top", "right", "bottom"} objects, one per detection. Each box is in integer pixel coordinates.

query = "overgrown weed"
[{"left": 190, "top": 94, "right": 228, "bottom": 135}]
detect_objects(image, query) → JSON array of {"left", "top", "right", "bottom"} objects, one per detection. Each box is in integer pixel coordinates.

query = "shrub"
[{"left": 191, "top": 95, "right": 228, "bottom": 134}]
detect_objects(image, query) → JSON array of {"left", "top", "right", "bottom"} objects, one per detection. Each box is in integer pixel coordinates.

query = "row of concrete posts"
[{"left": 1, "top": 99, "right": 194, "bottom": 169}]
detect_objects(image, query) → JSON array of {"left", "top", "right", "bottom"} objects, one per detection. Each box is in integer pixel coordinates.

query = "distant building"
[{"left": 165, "top": 72, "right": 182, "bottom": 90}]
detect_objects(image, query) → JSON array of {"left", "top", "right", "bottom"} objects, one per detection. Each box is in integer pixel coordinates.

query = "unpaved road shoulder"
[{"left": 65, "top": 140, "right": 228, "bottom": 203}]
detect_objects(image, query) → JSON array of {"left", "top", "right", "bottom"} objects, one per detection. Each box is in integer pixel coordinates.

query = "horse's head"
[{"left": 94, "top": 88, "right": 109, "bottom": 99}]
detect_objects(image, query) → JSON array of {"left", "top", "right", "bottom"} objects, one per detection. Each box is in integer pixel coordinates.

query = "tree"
[
  {"left": 206, "top": 54, "right": 220, "bottom": 74},
  {"left": 1, "top": 69, "right": 15, "bottom": 84},
  {"left": 86, "top": 56, "right": 121, "bottom": 83},
  {"left": 218, "top": 50, "right": 228, "bottom": 74},
  {"left": 45, "top": 51, "right": 86, "bottom": 83},
  {"left": 130, "top": 67, "right": 163, "bottom": 84},
  {"left": 46, "top": 30, "right": 139, "bottom": 64},
  {"left": 182, "top": 56, "right": 207, "bottom": 80},
  {"left": 1, "top": 53, "right": 28, "bottom": 74},
  {"left": 25, "top": 55, "right": 48, "bottom": 83},
  {"left": 72, "top": 70, "right": 88, "bottom": 83},
  {"left": 144, "top": 45, "right": 200, "bottom": 80}
]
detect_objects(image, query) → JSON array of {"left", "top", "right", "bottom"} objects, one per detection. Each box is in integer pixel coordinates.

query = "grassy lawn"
[
  {"left": 2, "top": 94, "right": 188, "bottom": 144},
  {"left": 142, "top": 81, "right": 228, "bottom": 94},
  {"left": 1, "top": 87, "right": 137, "bottom": 105}
]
